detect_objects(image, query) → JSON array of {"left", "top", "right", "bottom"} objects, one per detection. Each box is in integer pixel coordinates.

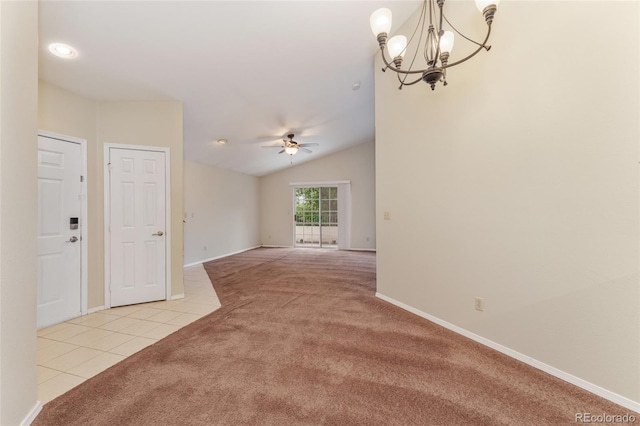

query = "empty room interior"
[{"left": 1, "top": 0, "right": 639, "bottom": 424}]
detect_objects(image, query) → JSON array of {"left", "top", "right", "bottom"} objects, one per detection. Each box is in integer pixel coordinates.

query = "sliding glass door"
[{"left": 294, "top": 187, "right": 338, "bottom": 248}]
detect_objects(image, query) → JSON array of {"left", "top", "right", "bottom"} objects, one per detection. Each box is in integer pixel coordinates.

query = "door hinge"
[
  {"left": 107, "top": 162, "right": 111, "bottom": 172},
  {"left": 80, "top": 175, "right": 84, "bottom": 182}
]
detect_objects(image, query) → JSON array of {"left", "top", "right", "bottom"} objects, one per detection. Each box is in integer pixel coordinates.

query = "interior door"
[
  {"left": 108, "top": 148, "right": 166, "bottom": 307},
  {"left": 37, "top": 136, "right": 82, "bottom": 328}
]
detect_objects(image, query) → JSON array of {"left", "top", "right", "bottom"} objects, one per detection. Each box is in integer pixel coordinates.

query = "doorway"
[
  {"left": 104, "top": 144, "right": 171, "bottom": 308},
  {"left": 294, "top": 186, "right": 338, "bottom": 248},
  {"left": 37, "top": 132, "right": 88, "bottom": 329}
]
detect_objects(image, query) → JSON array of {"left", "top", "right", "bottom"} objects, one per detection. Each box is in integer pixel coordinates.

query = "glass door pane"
[
  {"left": 295, "top": 188, "right": 320, "bottom": 247},
  {"left": 294, "top": 186, "right": 338, "bottom": 249}
]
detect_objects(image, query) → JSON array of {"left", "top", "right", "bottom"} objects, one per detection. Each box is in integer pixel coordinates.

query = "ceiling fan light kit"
[
  {"left": 370, "top": 0, "right": 500, "bottom": 91},
  {"left": 262, "top": 133, "right": 319, "bottom": 163}
]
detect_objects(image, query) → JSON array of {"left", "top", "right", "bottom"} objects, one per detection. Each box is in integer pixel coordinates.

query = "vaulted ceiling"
[{"left": 39, "top": 1, "right": 420, "bottom": 176}]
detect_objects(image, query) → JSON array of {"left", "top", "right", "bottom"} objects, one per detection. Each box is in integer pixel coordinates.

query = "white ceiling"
[{"left": 39, "top": 1, "right": 420, "bottom": 176}]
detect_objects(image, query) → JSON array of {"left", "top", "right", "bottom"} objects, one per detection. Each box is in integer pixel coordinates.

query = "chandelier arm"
[
  {"left": 442, "top": 24, "right": 492, "bottom": 69},
  {"left": 398, "top": 74, "right": 425, "bottom": 86},
  {"left": 380, "top": 47, "right": 429, "bottom": 75},
  {"left": 442, "top": 13, "right": 487, "bottom": 49}
]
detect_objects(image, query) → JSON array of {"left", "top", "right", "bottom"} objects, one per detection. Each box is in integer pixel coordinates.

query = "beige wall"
[
  {"left": 38, "top": 84, "right": 185, "bottom": 306},
  {"left": 97, "top": 101, "right": 185, "bottom": 299},
  {"left": 375, "top": 1, "right": 639, "bottom": 403},
  {"left": 183, "top": 160, "right": 260, "bottom": 265},
  {"left": 0, "top": 1, "right": 39, "bottom": 424},
  {"left": 38, "top": 80, "right": 102, "bottom": 307},
  {"left": 260, "top": 141, "right": 375, "bottom": 249}
]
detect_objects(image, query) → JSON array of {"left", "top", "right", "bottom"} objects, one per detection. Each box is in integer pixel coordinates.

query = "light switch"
[{"left": 383, "top": 211, "right": 390, "bottom": 220}]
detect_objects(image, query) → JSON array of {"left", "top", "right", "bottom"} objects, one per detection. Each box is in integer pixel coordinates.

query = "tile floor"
[{"left": 37, "top": 264, "right": 220, "bottom": 404}]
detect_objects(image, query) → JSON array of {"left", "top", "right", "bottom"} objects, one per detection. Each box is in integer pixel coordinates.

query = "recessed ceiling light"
[
  {"left": 352, "top": 81, "right": 361, "bottom": 91},
  {"left": 48, "top": 43, "right": 78, "bottom": 59},
  {"left": 216, "top": 139, "right": 228, "bottom": 145}
]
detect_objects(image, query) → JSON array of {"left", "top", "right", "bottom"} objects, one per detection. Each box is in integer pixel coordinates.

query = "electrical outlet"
[
  {"left": 475, "top": 297, "right": 484, "bottom": 312},
  {"left": 383, "top": 211, "right": 391, "bottom": 220}
]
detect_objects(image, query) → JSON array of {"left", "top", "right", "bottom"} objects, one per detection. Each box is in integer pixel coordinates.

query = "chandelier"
[{"left": 370, "top": 0, "right": 500, "bottom": 90}]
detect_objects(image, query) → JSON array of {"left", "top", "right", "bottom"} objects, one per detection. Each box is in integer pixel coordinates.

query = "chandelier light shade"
[
  {"left": 387, "top": 35, "right": 408, "bottom": 60},
  {"left": 369, "top": 8, "right": 393, "bottom": 37},
  {"left": 370, "top": 0, "right": 500, "bottom": 90}
]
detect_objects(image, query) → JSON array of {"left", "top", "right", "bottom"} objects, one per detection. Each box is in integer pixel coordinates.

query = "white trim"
[
  {"left": 103, "top": 144, "right": 172, "bottom": 309},
  {"left": 289, "top": 180, "right": 350, "bottom": 187},
  {"left": 375, "top": 292, "right": 640, "bottom": 414},
  {"left": 20, "top": 401, "right": 42, "bottom": 426},
  {"left": 183, "top": 246, "right": 261, "bottom": 267},
  {"left": 348, "top": 248, "right": 376, "bottom": 252},
  {"left": 170, "top": 293, "right": 185, "bottom": 300},
  {"left": 260, "top": 244, "right": 293, "bottom": 248},
  {"left": 38, "top": 131, "right": 89, "bottom": 316},
  {"left": 87, "top": 305, "right": 105, "bottom": 314}
]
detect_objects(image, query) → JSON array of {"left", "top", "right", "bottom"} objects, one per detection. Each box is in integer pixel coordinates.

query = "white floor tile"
[
  {"left": 37, "top": 263, "right": 221, "bottom": 403},
  {"left": 38, "top": 373, "right": 85, "bottom": 405},
  {"left": 67, "top": 352, "right": 127, "bottom": 379},
  {"left": 40, "top": 347, "right": 104, "bottom": 371},
  {"left": 38, "top": 341, "right": 80, "bottom": 364},
  {"left": 37, "top": 366, "right": 62, "bottom": 384},
  {"left": 109, "top": 336, "right": 157, "bottom": 357}
]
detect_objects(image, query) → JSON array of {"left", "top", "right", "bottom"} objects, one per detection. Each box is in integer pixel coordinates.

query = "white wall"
[
  {"left": 183, "top": 160, "right": 260, "bottom": 265},
  {"left": 375, "top": 1, "right": 639, "bottom": 404},
  {"left": 259, "top": 141, "right": 375, "bottom": 249},
  {"left": 0, "top": 1, "right": 39, "bottom": 424}
]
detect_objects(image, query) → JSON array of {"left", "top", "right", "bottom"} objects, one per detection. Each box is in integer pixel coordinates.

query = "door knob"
[
  {"left": 152, "top": 231, "right": 164, "bottom": 236},
  {"left": 65, "top": 236, "right": 78, "bottom": 243}
]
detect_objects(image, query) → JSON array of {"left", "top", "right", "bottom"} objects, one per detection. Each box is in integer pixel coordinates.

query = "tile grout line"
[{"left": 36, "top": 264, "right": 220, "bottom": 404}]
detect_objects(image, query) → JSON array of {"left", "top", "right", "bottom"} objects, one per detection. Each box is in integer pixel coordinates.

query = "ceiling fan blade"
[
  {"left": 278, "top": 149, "right": 286, "bottom": 154},
  {"left": 300, "top": 148, "right": 312, "bottom": 153},
  {"left": 298, "top": 143, "right": 319, "bottom": 147},
  {"left": 262, "top": 145, "right": 284, "bottom": 148}
]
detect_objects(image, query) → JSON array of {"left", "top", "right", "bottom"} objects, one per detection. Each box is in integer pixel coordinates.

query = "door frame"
[
  {"left": 289, "top": 180, "right": 351, "bottom": 250},
  {"left": 38, "top": 130, "right": 89, "bottom": 317},
  {"left": 103, "top": 143, "right": 172, "bottom": 309}
]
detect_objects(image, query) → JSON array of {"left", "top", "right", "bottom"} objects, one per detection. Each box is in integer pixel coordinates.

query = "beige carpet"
[{"left": 34, "top": 248, "right": 636, "bottom": 425}]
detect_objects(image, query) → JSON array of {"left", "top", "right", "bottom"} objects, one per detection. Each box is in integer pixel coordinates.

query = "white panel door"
[
  {"left": 37, "top": 136, "right": 82, "bottom": 328},
  {"left": 109, "top": 148, "right": 166, "bottom": 307}
]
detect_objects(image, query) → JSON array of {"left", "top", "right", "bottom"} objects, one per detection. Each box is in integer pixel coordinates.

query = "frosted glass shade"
[
  {"left": 370, "top": 8, "right": 392, "bottom": 36},
  {"left": 475, "top": 0, "right": 499, "bottom": 12},
  {"left": 387, "top": 35, "right": 407, "bottom": 58},
  {"left": 285, "top": 146, "right": 299, "bottom": 156},
  {"left": 439, "top": 31, "right": 454, "bottom": 53}
]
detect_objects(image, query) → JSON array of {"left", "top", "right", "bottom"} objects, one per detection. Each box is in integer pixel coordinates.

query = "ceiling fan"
[{"left": 262, "top": 133, "right": 318, "bottom": 157}]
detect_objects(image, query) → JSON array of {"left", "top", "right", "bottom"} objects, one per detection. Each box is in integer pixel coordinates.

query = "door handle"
[
  {"left": 65, "top": 236, "right": 79, "bottom": 243},
  {"left": 152, "top": 231, "right": 164, "bottom": 236}
]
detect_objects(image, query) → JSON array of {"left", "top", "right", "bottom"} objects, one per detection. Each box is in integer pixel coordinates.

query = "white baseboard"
[
  {"left": 21, "top": 401, "right": 42, "bottom": 426},
  {"left": 348, "top": 248, "right": 376, "bottom": 252},
  {"left": 260, "top": 244, "right": 293, "bottom": 248},
  {"left": 170, "top": 293, "right": 185, "bottom": 300},
  {"left": 375, "top": 292, "right": 640, "bottom": 414},
  {"left": 183, "top": 246, "right": 261, "bottom": 267},
  {"left": 87, "top": 305, "right": 105, "bottom": 314}
]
